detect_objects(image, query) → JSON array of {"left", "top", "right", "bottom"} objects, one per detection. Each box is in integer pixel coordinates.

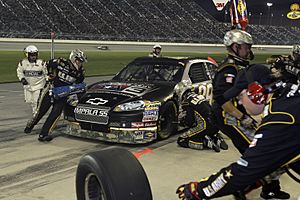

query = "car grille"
[{"left": 74, "top": 104, "right": 110, "bottom": 125}]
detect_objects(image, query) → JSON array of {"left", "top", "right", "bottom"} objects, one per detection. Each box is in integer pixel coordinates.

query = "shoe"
[
  {"left": 38, "top": 135, "right": 53, "bottom": 142},
  {"left": 204, "top": 135, "right": 220, "bottom": 152},
  {"left": 24, "top": 127, "right": 32, "bottom": 134},
  {"left": 260, "top": 190, "right": 290, "bottom": 199},
  {"left": 214, "top": 134, "right": 229, "bottom": 150},
  {"left": 188, "top": 140, "right": 204, "bottom": 150}
]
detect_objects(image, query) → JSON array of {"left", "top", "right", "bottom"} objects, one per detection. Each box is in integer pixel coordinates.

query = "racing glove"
[
  {"left": 240, "top": 114, "right": 256, "bottom": 128},
  {"left": 176, "top": 182, "right": 202, "bottom": 200},
  {"left": 21, "top": 78, "right": 28, "bottom": 85}
]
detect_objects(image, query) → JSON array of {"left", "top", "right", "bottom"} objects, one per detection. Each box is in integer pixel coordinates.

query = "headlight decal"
[{"left": 113, "top": 100, "right": 145, "bottom": 112}]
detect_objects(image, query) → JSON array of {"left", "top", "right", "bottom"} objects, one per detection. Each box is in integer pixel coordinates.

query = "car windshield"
[{"left": 113, "top": 63, "right": 184, "bottom": 82}]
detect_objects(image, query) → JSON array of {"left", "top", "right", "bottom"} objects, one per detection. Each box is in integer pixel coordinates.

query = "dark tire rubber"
[
  {"left": 157, "top": 101, "right": 178, "bottom": 139},
  {"left": 76, "top": 147, "right": 152, "bottom": 200}
]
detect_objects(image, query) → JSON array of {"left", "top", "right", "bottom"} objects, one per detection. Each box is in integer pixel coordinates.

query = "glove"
[
  {"left": 21, "top": 78, "right": 28, "bottom": 85},
  {"left": 176, "top": 182, "right": 202, "bottom": 200},
  {"left": 240, "top": 114, "right": 255, "bottom": 128}
]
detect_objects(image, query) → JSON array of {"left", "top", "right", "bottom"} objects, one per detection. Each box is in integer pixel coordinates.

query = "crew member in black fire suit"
[
  {"left": 271, "top": 44, "right": 300, "bottom": 84},
  {"left": 177, "top": 87, "right": 228, "bottom": 152},
  {"left": 24, "top": 49, "right": 87, "bottom": 142},
  {"left": 176, "top": 64, "right": 300, "bottom": 200},
  {"left": 211, "top": 29, "right": 289, "bottom": 199}
]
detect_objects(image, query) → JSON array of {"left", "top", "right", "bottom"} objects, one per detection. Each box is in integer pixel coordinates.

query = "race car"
[{"left": 64, "top": 56, "right": 217, "bottom": 144}]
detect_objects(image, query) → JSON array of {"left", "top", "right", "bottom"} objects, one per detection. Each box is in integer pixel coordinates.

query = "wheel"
[
  {"left": 157, "top": 101, "right": 178, "bottom": 139},
  {"left": 76, "top": 147, "right": 152, "bottom": 200}
]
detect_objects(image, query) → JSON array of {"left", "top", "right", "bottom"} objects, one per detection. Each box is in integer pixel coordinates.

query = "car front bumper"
[{"left": 65, "top": 122, "right": 157, "bottom": 144}]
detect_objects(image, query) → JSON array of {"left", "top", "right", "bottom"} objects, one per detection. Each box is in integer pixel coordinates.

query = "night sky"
[{"left": 196, "top": 0, "right": 300, "bottom": 27}]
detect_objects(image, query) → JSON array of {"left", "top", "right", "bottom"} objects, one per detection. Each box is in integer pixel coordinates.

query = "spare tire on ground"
[{"left": 76, "top": 147, "right": 153, "bottom": 200}]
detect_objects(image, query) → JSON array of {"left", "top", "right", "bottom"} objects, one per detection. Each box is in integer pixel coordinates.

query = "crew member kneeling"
[{"left": 177, "top": 65, "right": 299, "bottom": 200}]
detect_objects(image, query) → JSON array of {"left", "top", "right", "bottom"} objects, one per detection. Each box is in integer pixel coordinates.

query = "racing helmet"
[
  {"left": 153, "top": 44, "right": 162, "bottom": 50},
  {"left": 24, "top": 45, "right": 38, "bottom": 62},
  {"left": 291, "top": 44, "right": 300, "bottom": 61},
  {"left": 223, "top": 29, "right": 253, "bottom": 47},
  {"left": 69, "top": 49, "right": 88, "bottom": 64}
]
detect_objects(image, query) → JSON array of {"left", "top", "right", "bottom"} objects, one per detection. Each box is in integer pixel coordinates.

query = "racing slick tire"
[
  {"left": 157, "top": 101, "right": 178, "bottom": 139},
  {"left": 76, "top": 147, "right": 152, "bottom": 200}
]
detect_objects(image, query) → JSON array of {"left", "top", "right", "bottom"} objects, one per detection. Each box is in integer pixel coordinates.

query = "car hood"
[{"left": 79, "top": 81, "right": 176, "bottom": 108}]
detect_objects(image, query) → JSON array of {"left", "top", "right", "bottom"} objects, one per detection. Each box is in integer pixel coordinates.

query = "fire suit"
[
  {"left": 177, "top": 91, "right": 226, "bottom": 152},
  {"left": 26, "top": 58, "right": 85, "bottom": 137},
  {"left": 17, "top": 58, "right": 47, "bottom": 114},
  {"left": 212, "top": 55, "right": 254, "bottom": 154},
  {"left": 178, "top": 83, "right": 300, "bottom": 199},
  {"left": 271, "top": 55, "right": 300, "bottom": 84}
]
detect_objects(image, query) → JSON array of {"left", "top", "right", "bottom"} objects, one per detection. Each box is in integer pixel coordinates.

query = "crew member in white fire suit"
[{"left": 17, "top": 45, "right": 47, "bottom": 116}]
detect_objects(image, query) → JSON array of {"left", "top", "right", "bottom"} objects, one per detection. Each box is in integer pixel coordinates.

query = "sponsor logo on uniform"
[
  {"left": 225, "top": 74, "right": 235, "bottom": 83},
  {"left": 86, "top": 98, "right": 108, "bottom": 105},
  {"left": 24, "top": 70, "right": 43, "bottom": 77},
  {"left": 202, "top": 173, "right": 227, "bottom": 197},
  {"left": 237, "top": 158, "right": 248, "bottom": 167}
]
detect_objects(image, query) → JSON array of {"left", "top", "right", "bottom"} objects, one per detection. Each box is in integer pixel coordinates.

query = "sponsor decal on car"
[
  {"left": 144, "top": 122, "right": 157, "bottom": 127},
  {"left": 144, "top": 101, "right": 161, "bottom": 111},
  {"left": 142, "top": 116, "right": 158, "bottom": 122},
  {"left": 86, "top": 98, "right": 108, "bottom": 105},
  {"left": 131, "top": 122, "right": 144, "bottom": 128},
  {"left": 135, "top": 131, "right": 144, "bottom": 140},
  {"left": 144, "top": 131, "right": 155, "bottom": 139},
  {"left": 106, "top": 133, "right": 117, "bottom": 139},
  {"left": 143, "top": 110, "right": 159, "bottom": 116},
  {"left": 74, "top": 107, "right": 108, "bottom": 117}
]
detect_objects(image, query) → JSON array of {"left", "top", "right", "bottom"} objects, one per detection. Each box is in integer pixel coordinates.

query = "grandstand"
[{"left": 0, "top": 0, "right": 299, "bottom": 44}]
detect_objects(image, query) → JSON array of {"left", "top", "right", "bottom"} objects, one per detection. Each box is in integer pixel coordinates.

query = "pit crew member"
[
  {"left": 211, "top": 29, "right": 288, "bottom": 199},
  {"left": 177, "top": 64, "right": 299, "bottom": 200},
  {"left": 271, "top": 44, "right": 300, "bottom": 84},
  {"left": 177, "top": 88, "right": 228, "bottom": 152},
  {"left": 24, "top": 49, "right": 87, "bottom": 142},
  {"left": 17, "top": 45, "right": 47, "bottom": 116}
]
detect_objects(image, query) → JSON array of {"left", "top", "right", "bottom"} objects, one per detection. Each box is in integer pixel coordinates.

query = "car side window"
[
  {"left": 188, "top": 63, "right": 209, "bottom": 83},
  {"left": 206, "top": 63, "right": 218, "bottom": 80}
]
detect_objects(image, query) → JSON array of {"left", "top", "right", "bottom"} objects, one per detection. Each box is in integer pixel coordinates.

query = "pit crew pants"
[
  {"left": 24, "top": 88, "right": 42, "bottom": 115},
  {"left": 26, "top": 86, "right": 66, "bottom": 136},
  {"left": 178, "top": 102, "right": 219, "bottom": 148},
  {"left": 193, "top": 125, "right": 300, "bottom": 199},
  {"left": 211, "top": 104, "right": 252, "bottom": 154}
]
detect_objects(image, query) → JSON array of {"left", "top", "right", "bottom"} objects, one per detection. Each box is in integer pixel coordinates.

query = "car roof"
[{"left": 131, "top": 56, "right": 212, "bottom": 66}]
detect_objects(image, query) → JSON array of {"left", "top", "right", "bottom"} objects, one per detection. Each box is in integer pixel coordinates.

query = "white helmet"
[
  {"left": 69, "top": 49, "right": 87, "bottom": 63},
  {"left": 224, "top": 29, "right": 253, "bottom": 47},
  {"left": 24, "top": 45, "right": 38, "bottom": 56},
  {"left": 153, "top": 44, "right": 162, "bottom": 50},
  {"left": 291, "top": 44, "right": 300, "bottom": 61},
  {"left": 24, "top": 45, "right": 38, "bottom": 62}
]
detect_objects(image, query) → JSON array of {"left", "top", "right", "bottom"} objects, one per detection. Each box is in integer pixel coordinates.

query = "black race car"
[{"left": 64, "top": 57, "right": 217, "bottom": 144}]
